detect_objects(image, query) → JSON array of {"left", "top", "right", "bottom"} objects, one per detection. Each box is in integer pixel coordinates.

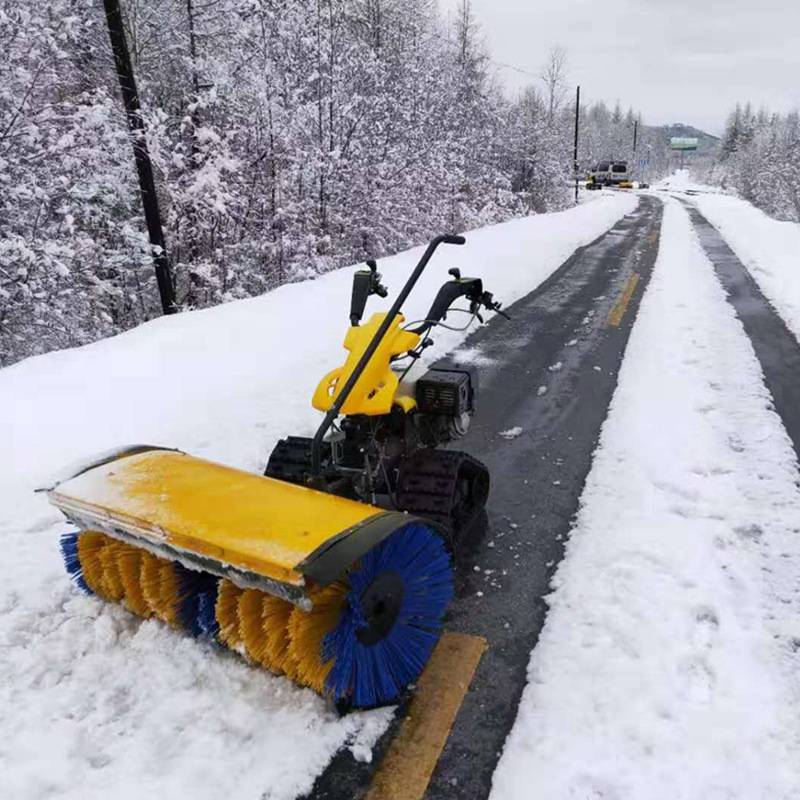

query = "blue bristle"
[
  {"left": 323, "top": 522, "right": 453, "bottom": 707},
  {"left": 176, "top": 567, "right": 220, "bottom": 638},
  {"left": 59, "top": 532, "right": 92, "bottom": 595}
]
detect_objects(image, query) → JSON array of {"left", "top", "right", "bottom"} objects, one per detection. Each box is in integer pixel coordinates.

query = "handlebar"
[
  {"left": 412, "top": 276, "right": 510, "bottom": 334},
  {"left": 313, "top": 232, "right": 466, "bottom": 476}
]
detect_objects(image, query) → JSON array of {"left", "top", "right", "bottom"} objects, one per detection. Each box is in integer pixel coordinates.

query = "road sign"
[{"left": 670, "top": 137, "right": 698, "bottom": 151}]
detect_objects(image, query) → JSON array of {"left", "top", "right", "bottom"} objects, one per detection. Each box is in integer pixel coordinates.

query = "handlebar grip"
[{"left": 443, "top": 234, "right": 466, "bottom": 245}]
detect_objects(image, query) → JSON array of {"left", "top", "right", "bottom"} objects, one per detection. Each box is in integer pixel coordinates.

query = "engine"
[
  {"left": 413, "top": 367, "right": 475, "bottom": 445},
  {"left": 265, "top": 367, "right": 479, "bottom": 513}
]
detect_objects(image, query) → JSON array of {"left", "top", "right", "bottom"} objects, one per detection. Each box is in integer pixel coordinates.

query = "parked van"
[{"left": 587, "top": 160, "right": 630, "bottom": 188}]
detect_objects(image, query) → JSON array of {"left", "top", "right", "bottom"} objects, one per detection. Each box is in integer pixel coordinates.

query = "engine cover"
[{"left": 415, "top": 368, "right": 474, "bottom": 416}]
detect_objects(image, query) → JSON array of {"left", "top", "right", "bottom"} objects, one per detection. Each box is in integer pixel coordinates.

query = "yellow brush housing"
[
  {"left": 313, "top": 312, "right": 420, "bottom": 416},
  {"left": 49, "top": 448, "right": 418, "bottom": 608}
]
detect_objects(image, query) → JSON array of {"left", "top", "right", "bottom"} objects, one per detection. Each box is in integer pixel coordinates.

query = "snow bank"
[
  {"left": 490, "top": 200, "right": 800, "bottom": 799},
  {"left": 0, "top": 195, "right": 636, "bottom": 800},
  {"left": 692, "top": 192, "right": 800, "bottom": 345},
  {"left": 655, "top": 169, "right": 721, "bottom": 194}
]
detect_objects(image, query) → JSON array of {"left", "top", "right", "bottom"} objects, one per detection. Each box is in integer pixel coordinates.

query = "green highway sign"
[{"left": 670, "top": 137, "right": 698, "bottom": 151}]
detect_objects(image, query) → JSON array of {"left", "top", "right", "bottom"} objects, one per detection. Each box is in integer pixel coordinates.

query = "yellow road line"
[
  {"left": 607, "top": 272, "right": 640, "bottom": 327},
  {"left": 366, "top": 632, "right": 487, "bottom": 800}
]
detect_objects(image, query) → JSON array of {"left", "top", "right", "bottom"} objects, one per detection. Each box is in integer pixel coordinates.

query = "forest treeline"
[
  {"left": 1, "top": 0, "right": 668, "bottom": 365},
  {"left": 710, "top": 103, "right": 800, "bottom": 222}
]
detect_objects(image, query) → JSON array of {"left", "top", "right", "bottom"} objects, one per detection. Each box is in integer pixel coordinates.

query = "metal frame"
[{"left": 310, "top": 234, "right": 465, "bottom": 475}]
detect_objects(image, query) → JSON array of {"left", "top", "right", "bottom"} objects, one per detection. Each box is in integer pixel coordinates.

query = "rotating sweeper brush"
[{"left": 50, "top": 234, "right": 508, "bottom": 708}]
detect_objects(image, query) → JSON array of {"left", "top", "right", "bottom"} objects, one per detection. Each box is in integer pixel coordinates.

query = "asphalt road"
[{"left": 307, "top": 194, "right": 663, "bottom": 800}]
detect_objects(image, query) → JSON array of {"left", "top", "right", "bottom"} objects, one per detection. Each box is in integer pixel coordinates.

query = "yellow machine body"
[
  {"left": 49, "top": 448, "right": 413, "bottom": 606},
  {"left": 313, "top": 312, "right": 420, "bottom": 416}
]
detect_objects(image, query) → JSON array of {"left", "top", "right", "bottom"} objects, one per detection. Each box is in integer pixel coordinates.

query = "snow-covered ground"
[
  {"left": 0, "top": 195, "right": 637, "bottom": 800},
  {"left": 7, "top": 176, "right": 800, "bottom": 799},
  {"left": 656, "top": 170, "right": 722, "bottom": 195},
  {"left": 491, "top": 199, "right": 800, "bottom": 798}
]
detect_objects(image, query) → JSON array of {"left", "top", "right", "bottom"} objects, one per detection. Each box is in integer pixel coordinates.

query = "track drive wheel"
[{"left": 395, "top": 449, "right": 489, "bottom": 540}]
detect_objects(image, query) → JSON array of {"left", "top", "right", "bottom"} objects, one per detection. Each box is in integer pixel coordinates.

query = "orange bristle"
[
  {"left": 156, "top": 561, "right": 182, "bottom": 627},
  {"left": 76, "top": 532, "right": 109, "bottom": 596},
  {"left": 287, "top": 582, "right": 347, "bottom": 693},
  {"left": 262, "top": 595, "right": 300, "bottom": 680},
  {"left": 97, "top": 540, "right": 126, "bottom": 602},
  {"left": 238, "top": 589, "right": 272, "bottom": 667},
  {"left": 215, "top": 579, "right": 244, "bottom": 650},
  {"left": 115, "top": 544, "right": 152, "bottom": 618},
  {"left": 140, "top": 551, "right": 168, "bottom": 620}
]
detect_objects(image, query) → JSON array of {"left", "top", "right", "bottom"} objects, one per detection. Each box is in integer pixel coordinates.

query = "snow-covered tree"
[
  {"left": 0, "top": 2, "right": 160, "bottom": 365},
  {"left": 713, "top": 103, "right": 800, "bottom": 221},
  {"left": 0, "top": 0, "right": 660, "bottom": 365}
]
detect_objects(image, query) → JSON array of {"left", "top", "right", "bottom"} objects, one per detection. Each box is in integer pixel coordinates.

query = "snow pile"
[
  {"left": 655, "top": 169, "right": 721, "bottom": 194},
  {"left": 0, "top": 195, "right": 636, "bottom": 800},
  {"left": 692, "top": 192, "right": 800, "bottom": 343},
  {"left": 491, "top": 200, "right": 800, "bottom": 799},
  {"left": 0, "top": 602, "right": 389, "bottom": 800}
]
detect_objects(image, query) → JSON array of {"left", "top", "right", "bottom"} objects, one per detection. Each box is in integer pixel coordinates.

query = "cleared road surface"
[{"left": 309, "top": 195, "right": 663, "bottom": 800}]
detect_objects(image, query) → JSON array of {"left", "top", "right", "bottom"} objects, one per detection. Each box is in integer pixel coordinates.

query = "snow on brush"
[
  {"left": 0, "top": 195, "right": 636, "bottom": 799},
  {"left": 491, "top": 200, "right": 800, "bottom": 799}
]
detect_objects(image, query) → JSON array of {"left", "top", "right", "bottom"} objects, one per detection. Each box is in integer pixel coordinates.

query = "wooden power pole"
[
  {"left": 103, "top": 0, "right": 177, "bottom": 315},
  {"left": 573, "top": 85, "right": 581, "bottom": 204}
]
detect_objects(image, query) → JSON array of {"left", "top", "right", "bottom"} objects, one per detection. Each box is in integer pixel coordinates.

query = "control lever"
[
  {"left": 483, "top": 291, "right": 510, "bottom": 319},
  {"left": 350, "top": 260, "right": 388, "bottom": 325},
  {"left": 470, "top": 290, "right": 510, "bottom": 322},
  {"left": 365, "top": 260, "right": 388, "bottom": 298}
]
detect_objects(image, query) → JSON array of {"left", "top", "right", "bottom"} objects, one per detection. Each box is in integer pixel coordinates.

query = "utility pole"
[
  {"left": 103, "top": 0, "right": 177, "bottom": 315},
  {"left": 633, "top": 119, "right": 638, "bottom": 153},
  {"left": 573, "top": 85, "right": 580, "bottom": 204}
]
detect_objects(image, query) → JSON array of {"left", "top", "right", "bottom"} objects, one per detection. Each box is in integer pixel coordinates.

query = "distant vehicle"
[{"left": 587, "top": 160, "right": 630, "bottom": 189}]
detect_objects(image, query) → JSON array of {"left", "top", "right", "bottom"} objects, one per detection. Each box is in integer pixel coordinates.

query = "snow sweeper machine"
[{"left": 50, "top": 234, "right": 508, "bottom": 708}]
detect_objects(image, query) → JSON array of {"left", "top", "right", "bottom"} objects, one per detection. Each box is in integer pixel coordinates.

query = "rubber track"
[{"left": 396, "top": 449, "right": 488, "bottom": 531}]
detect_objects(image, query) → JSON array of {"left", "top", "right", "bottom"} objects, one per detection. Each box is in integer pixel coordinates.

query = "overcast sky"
[{"left": 441, "top": 0, "right": 800, "bottom": 135}]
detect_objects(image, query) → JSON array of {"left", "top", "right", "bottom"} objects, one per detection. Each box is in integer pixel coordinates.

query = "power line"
[
  {"left": 424, "top": 30, "right": 540, "bottom": 80},
  {"left": 490, "top": 60, "right": 539, "bottom": 79}
]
